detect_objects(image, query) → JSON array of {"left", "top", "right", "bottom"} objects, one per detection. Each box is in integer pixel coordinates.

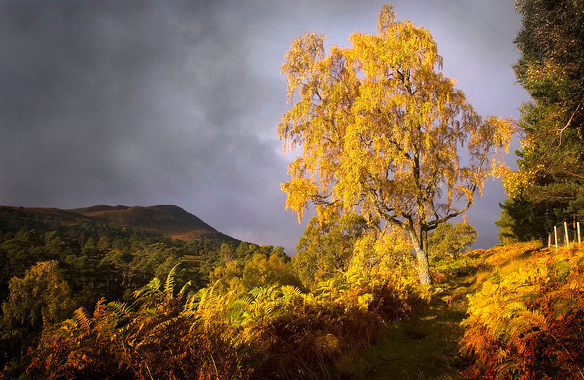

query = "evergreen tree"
[{"left": 503, "top": 0, "right": 584, "bottom": 239}]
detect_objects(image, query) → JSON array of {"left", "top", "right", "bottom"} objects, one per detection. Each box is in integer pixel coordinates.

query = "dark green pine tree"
[{"left": 501, "top": 0, "right": 584, "bottom": 241}]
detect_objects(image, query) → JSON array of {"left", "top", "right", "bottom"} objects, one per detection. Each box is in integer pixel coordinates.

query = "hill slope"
[
  {"left": 360, "top": 241, "right": 584, "bottom": 379},
  {"left": 0, "top": 204, "right": 237, "bottom": 243},
  {"left": 70, "top": 205, "right": 223, "bottom": 240}
]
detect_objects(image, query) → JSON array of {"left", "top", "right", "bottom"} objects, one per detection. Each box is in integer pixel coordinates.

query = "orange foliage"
[
  {"left": 20, "top": 263, "right": 426, "bottom": 380},
  {"left": 460, "top": 243, "right": 584, "bottom": 379}
]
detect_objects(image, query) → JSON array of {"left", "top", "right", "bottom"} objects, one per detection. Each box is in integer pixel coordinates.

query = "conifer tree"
[{"left": 502, "top": 0, "right": 584, "bottom": 238}]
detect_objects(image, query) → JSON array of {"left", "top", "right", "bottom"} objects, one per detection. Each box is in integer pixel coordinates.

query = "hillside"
[
  {"left": 0, "top": 202, "right": 293, "bottom": 376},
  {"left": 2, "top": 211, "right": 583, "bottom": 380},
  {"left": 360, "top": 241, "right": 584, "bottom": 379},
  {"left": 0, "top": 204, "right": 238, "bottom": 243}
]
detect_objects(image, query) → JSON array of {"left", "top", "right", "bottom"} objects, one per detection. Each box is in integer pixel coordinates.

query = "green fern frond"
[
  {"left": 108, "top": 301, "right": 132, "bottom": 317},
  {"left": 55, "top": 307, "right": 90, "bottom": 339},
  {"left": 280, "top": 286, "right": 302, "bottom": 306},
  {"left": 226, "top": 298, "right": 250, "bottom": 324},
  {"left": 164, "top": 263, "right": 179, "bottom": 295},
  {"left": 133, "top": 277, "right": 162, "bottom": 300}
]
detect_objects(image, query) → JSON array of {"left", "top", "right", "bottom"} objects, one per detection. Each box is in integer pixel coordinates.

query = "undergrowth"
[
  {"left": 460, "top": 242, "right": 584, "bottom": 379},
  {"left": 356, "top": 241, "right": 584, "bottom": 380},
  {"left": 8, "top": 242, "right": 584, "bottom": 380},
  {"left": 7, "top": 266, "right": 427, "bottom": 380}
]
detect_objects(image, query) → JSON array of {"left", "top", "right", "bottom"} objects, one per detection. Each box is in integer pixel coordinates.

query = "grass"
[
  {"left": 357, "top": 276, "right": 473, "bottom": 380},
  {"left": 342, "top": 243, "right": 544, "bottom": 380}
]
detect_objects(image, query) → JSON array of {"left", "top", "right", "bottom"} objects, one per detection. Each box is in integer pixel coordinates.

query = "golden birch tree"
[{"left": 278, "top": 4, "right": 512, "bottom": 285}]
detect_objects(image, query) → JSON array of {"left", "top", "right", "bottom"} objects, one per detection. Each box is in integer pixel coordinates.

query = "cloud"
[{"left": 0, "top": 0, "right": 528, "bottom": 253}]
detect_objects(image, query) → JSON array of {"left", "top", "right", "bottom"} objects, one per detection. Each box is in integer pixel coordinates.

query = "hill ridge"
[{"left": 0, "top": 204, "right": 231, "bottom": 242}]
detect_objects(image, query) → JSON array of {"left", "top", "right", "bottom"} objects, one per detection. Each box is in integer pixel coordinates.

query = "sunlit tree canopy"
[{"left": 278, "top": 4, "right": 512, "bottom": 284}]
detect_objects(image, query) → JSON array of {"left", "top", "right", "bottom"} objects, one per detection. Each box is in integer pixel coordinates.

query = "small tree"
[
  {"left": 1, "top": 261, "right": 74, "bottom": 332},
  {"left": 278, "top": 4, "right": 511, "bottom": 284},
  {"left": 1, "top": 261, "right": 75, "bottom": 366},
  {"left": 293, "top": 212, "right": 370, "bottom": 290},
  {"left": 428, "top": 221, "right": 477, "bottom": 260}
]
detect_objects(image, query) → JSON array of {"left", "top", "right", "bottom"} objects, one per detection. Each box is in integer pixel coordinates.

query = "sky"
[{"left": 0, "top": 0, "right": 528, "bottom": 254}]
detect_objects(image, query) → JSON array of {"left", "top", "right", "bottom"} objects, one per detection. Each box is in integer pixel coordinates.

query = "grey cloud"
[{"left": 0, "top": 0, "right": 528, "bottom": 253}]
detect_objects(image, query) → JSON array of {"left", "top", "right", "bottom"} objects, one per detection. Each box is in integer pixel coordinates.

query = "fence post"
[
  {"left": 554, "top": 226, "right": 558, "bottom": 249},
  {"left": 548, "top": 233, "right": 552, "bottom": 248},
  {"left": 578, "top": 222, "right": 581, "bottom": 244},
  {"left": 565, "top": 222, "right": 570, "bottom": 248}
]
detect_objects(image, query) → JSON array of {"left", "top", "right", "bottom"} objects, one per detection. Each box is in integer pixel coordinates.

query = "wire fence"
[{"left": 548, "top": 221, "right": 582, "bottom": 248}]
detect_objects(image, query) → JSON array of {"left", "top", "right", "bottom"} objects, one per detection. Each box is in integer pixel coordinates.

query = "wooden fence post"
[
  {"left": 565, "top": 222, "right": 570, "bottom": 248},
  {"left": 554, "top": 226, "right": 558, "bottom": 249},
  {"left": 578, "top": 222, "right": 581, "bottom": 244}
]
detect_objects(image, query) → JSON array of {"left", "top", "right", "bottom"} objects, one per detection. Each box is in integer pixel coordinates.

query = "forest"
[{"left": 2, "top": 1, "right": 584, "bottom": 379}]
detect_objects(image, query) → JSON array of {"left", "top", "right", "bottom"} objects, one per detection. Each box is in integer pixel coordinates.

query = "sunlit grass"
[{"left": 355, "top": 268, "right": 478, "bottom": 379}]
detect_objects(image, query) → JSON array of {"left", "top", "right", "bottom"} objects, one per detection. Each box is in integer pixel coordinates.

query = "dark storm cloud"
[
  {"left": 0, "top": 2, "right": 254, "bottom": 188},
  {"left": 0, "top": 0, "right": 305, "bottom": 251},
  {"left": 0, "top": 0, "right": 528, "bottom": 252}
]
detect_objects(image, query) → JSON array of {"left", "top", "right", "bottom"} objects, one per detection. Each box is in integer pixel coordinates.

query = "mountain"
[
  {"left": 70, "top": 205, "right": 221, "bottom": 240},
  {"left": 0, "top": 204, "right": 237, "bottom": 243}
]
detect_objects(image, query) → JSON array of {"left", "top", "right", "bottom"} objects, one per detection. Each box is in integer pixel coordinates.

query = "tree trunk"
[
  {"left": 408, "top": 229, "right": 433, "bottom": 285},
  {"left": 415, "top": 247, "right": 433, "bottom": 285}
]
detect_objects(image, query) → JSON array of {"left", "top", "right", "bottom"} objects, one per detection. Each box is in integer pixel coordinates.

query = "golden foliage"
[
  {"left": 460, "top": 243, "right": 584, "bottom": 379},
  {"left": 23, "top": 249, "right": 429, "bottom": 380},
  {"left": 278, "top": 4, "right": 512, "bottom": 284}
]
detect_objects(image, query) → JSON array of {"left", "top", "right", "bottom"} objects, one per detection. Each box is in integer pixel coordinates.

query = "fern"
[
  {"left": 164, "top": 263, "right": 179, "bottom": 297},
  {"left": 461, "top": 243, "right": 584, "bottom": 379},
  {"left": 133, "top": 277, "right": 161, "bottom": 300},
  {"left": 178, "top": 280, "right": 191, "bottom": 301}
]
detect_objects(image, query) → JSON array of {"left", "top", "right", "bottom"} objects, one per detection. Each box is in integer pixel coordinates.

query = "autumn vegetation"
[
  {"left": 461, "top": 243, "right": 584, "bottom": 379},
  {"left": 278, "top": 4, "right": 511, "bottom": 285},
  {"left": 2, "top": 1, "right": 584, "bottom": 379}
]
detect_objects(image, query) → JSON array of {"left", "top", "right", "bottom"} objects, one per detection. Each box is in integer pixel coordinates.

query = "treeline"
[
  {"left": 0, "top": 228, "right": 199, "bottom": 304},
  {"left": 0, "top": 225, "right": 434, "bottom": 379}
]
